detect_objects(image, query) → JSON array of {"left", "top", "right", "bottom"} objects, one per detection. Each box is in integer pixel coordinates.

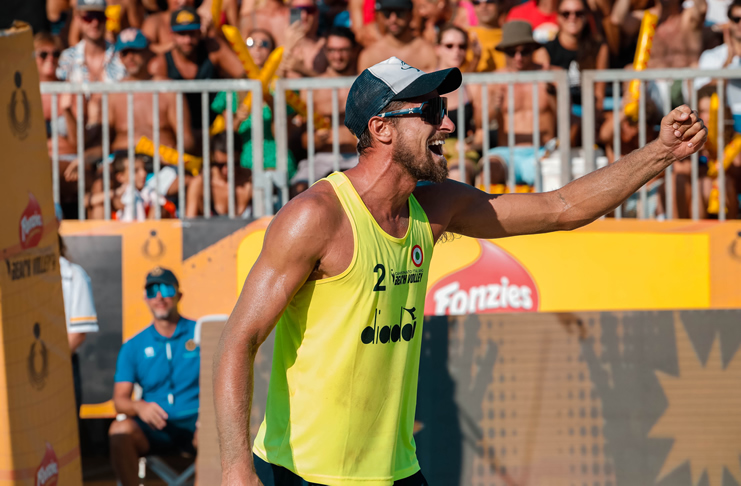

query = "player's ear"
[{"left": 368, "top": 117, "right": 393, "bottom": 145}]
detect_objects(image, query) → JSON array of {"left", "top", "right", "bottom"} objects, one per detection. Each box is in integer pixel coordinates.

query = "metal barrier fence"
[
  {"left": 273, "top": 70, "right": 572, "bottom": 195},
  {"left": 581, "top": 67, "right": 741, "bottom": 221},
  {"left": 40, "top": 79, "right": 264, "bottom": 220}
]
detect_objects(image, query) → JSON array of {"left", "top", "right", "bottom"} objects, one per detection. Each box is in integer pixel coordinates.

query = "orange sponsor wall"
[{"left": 0, "top": 23, "right": 81, "bottom": 486}]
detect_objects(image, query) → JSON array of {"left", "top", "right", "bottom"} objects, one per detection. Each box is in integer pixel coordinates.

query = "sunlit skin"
[
  {"left": 436, "top": 29, "right": 467, "bottom": 69},
  {"left": 79, "top": 10, "right": 106, "bottom": 43},
  {"left": 140, "top": 0, "right": 195, "bottom": 53},
  {"left": 173, "top": 29, "right": 201, "bottom": 57},
  {"left": 383, "top": 8, "right": 412, "bottom": 38}
]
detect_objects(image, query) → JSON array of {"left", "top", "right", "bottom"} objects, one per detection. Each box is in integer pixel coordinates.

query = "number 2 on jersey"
[{"left": 373, "top": 264, "right": 386, "bottom": 291}]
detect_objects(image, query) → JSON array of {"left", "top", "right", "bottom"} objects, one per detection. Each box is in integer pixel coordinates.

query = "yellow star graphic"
[{"left": 649, "top": 312, "right": 741, "bottom": 486}]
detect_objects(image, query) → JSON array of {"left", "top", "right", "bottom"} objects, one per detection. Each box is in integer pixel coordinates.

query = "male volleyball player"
[{"left": 214, "top": 57, "right": 706, "bottom": 485}]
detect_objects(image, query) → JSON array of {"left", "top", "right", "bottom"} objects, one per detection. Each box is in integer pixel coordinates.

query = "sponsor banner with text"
[{"left": 0, "top": 23, "right": 81, "bottom": 485}]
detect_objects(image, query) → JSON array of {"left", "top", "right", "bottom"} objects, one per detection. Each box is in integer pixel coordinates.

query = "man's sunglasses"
[
  {"left": 472, "top": 0, "right": 498, "bottom": 5},
  {"left": 37, "top": 50, "right": 61, "bottom": 60},
  {"left": 145, "top": 283, "right": 177, "bottom": 299},
  {"left": 377, "top": 97, "right": 448, "bottom": 126},
  {"left": 81, "top": 11, "right": 107, "bottom": 23},
  {"left": 380, "top": 8, "right": 411, "bottom": 18},
  {"left": 731, "top": 14, "right": 741, "bottom": 23}
]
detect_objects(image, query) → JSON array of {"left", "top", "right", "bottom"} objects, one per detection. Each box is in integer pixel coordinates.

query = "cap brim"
[
  {"left": 172, "top": 24, "right": 201, "bottom": 32},
  {"left": 391, "top": 68, "right": 462, "bottom": 101},
  {"left": 116, "top": 41, "right": 148, "bottom": 51}
]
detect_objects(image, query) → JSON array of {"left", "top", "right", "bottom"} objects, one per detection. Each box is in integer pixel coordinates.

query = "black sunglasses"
[
  {"left": 731, "top": 14, "right": 741, "bottom": 23},
  {"left": 81, "top": 11, "right": 106, "bottom": 23},
  {"left": 37, "top": 50, "right": 61, "bottom": 60},
  {"left": 472, "top": 0, "right": 498, "bottom": 5},
  {"left": 559, "top": 9, "right": 585, "bottom": 18},
  {"left": 377, "top": 97, "right": 448, "bottom": 126}
]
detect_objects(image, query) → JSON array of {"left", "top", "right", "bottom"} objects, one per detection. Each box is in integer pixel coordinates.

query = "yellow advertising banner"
[{"left": 0, "top": 23, "right": 81, "bottom": 485}]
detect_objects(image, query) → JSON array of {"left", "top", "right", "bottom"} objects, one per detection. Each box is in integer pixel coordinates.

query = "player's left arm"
[{"left": 421, "top": 105, "right": 706, "bottom": 240}]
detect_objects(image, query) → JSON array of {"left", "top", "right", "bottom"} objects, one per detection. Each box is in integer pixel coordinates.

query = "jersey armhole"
[
  {"left": 409, "top": 193, "right": 436, "bottom": 247},
  {"left": 313, "top": 176, "right": 359, "bottom": 285}
]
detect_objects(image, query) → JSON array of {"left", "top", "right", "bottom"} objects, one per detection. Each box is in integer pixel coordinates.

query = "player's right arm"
[{"left": 213, "top": 190, "right": 338, "bottom": 486}]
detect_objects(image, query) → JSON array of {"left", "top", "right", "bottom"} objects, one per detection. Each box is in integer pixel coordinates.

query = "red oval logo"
[
  {"left": 19, "top": 193, "right": 43, "bottom": 250},
  {"left": 425, "top": 240, "right": 539, "bottom": 315},
  {"left": 35, "top": 442, "right": 58, "bottom": 486}
]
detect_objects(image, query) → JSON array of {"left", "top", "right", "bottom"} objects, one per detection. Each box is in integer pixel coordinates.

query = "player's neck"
[{"left": 344, "top": 159, "right": 417, "bottom": 217}]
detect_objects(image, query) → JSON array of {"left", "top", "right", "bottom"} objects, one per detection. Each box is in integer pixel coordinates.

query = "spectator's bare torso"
[
  {"left": 490, "top": 66, "right": 557, "bottom": 146},
  {"left": 108, "top": 91, "right": 179, "bottom": 151},
  {"left": 647, "top": 3, "right": 705, "bottom": 68},
  {"left": 357, "top": 36, "right": 437, "bottom": 71}
]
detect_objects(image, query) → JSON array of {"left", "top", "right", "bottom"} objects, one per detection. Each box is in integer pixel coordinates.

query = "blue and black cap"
[
  {"left": 344, "top": 57, "right": 462, "bottom": 138},
  {"left": 145, "top": 267, "right": 179, "bottom": 288},
  {"left": 171, "top": 6, "right": 201, "bottom": 33}
]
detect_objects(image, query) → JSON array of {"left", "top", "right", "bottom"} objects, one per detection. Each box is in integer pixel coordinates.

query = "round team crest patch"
[
  {"left": 185, "top": 339, "right": 196, "bottom": 351},
  {"left": 411, "top": 245, "right": 423, "bottom": 267}
]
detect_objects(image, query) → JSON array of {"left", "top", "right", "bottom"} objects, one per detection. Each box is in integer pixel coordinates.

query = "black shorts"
[
  {"left": 254, "top": 454, "right": 428, "bottom": 486},
  {"left": 133, "top": 415, "right": 197, "bottom": 456}
]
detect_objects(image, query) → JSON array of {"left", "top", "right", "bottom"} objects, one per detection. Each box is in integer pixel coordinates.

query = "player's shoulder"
[
  {"left": 266, "top": 180, "right": 344, "bottom": 239},
  {"left": 121, "top": 325, "right": 156, "bottom": 351}
]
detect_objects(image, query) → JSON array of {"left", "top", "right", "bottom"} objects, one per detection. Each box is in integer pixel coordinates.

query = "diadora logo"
[
  {"left": 144, "top": 347, "right": 155, "bottom": 358},
  {"left": 399, "top": 60, "right": 421, "bottom": 72},
  {"left": 361, "top": 307, "right": 417, "bottom": 344}
]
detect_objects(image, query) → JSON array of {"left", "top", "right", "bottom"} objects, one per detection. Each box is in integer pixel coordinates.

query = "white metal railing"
[
  {"left": 41, "top": 79, "right": 264, "bottom": 220},
  {"left": 273, "top": 71, "right": 572, "bottom": 196},
  {"left": 581, "top": 67, "right": 741, "bottom": 221}
]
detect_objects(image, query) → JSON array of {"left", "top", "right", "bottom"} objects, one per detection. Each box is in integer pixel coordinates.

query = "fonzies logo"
[
  {"left": 20, "top": 193, "right": 43, "bottom": 249},
  {"left": 35, "top": 442, "right": 59, "bottom": 486},
  {"left": 425, "top": 240, "right": 539, "bottom": 315},
  {"left": 8, "top": 71, "right": 30, "bottom": 140}
]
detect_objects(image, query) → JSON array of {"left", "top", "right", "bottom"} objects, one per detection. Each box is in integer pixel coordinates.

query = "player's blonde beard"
[{"left": 392, "top": 131, "right": 448, "bottom": 184}]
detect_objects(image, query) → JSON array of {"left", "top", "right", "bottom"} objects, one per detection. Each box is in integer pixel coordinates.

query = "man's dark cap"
[
  {"left": 145, "top": 267, "right": 179, "bottom": 287},
  {"left": 344, "top": 57, "right": 462, "bottom": 138},
  {"left": 171, "top": 7, "right": 201, "bottom": 32},
  {"left": 376, "top": 0, "right": 414, "bottom": 10}
]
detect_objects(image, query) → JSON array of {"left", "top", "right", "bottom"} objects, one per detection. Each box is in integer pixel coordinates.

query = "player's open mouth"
[{"left": 428, "top": 139, "right": 445, "bottom": 156}]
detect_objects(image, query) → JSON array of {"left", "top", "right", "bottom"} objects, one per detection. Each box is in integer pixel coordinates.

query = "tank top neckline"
[{"left": 331, "top": 172, "right": 413, "bottom": 245}]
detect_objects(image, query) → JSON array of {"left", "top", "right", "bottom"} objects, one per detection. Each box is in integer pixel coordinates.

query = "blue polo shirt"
[{"left": 114, "top": 317, "right": 200, "bottom": 419}]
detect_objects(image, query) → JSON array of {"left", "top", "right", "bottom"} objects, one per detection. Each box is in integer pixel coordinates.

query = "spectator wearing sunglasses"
[
  {"left": 186, "top": 131, "right": 254, "bottom": 217},
  {"left": 36, "top": 32, "right": 82, "bottom": 219},
  {"left": 478, "top": 21, "right": 557, "bottom": 189},
  {"left": 436, "top": 25, "right": 480, "bottom": 183},
  {"left": 467, "top": 0, "right": 508, "bottom": 71},
  {"left": 696, "top": 0, "right": 741, "bottom": 132},
  {"left": 57, "top": 0, "right": 126, "bottom": 84},
  {"left": 357, "top": 0, "right": 437, "bottom": 71},
  {"left": 540, "top": 0, "right": 608, "bottom": 145},
  {"left": 280, "top": 0, "right": 329, "bottom": 78},
  {"left": 209, "top": 30, "right": 298, "bottom": 189},
  {"left": 239, "top": 0, "right": 290, "bottom": 47},
  {"left": 110, "top": 267, "right": 199, "bottom": 486}
]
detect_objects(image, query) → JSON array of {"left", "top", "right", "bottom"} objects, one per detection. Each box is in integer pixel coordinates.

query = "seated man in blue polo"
[{"left": 108, "top": 267, "right": 199, "bottom": 486}]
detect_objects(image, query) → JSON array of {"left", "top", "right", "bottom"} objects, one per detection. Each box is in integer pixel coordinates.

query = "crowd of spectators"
[{"left": 12, "top": 0, "right": 741, "bottom": 219}]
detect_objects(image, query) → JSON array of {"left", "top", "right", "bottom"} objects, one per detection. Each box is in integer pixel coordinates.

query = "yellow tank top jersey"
[{"left": 253, "top": 172, "right": 435, "bottom": 485}]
